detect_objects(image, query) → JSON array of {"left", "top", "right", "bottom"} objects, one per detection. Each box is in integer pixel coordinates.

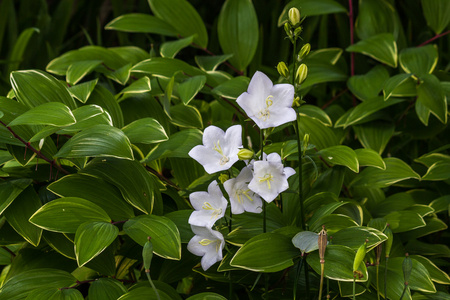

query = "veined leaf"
[
  {"left": 122, "top": 118, "right": 168, "bottom": 144},
  {"left": 195, "top": 54, "right": 233, "bottom": 72},
  {"left": 88, "top": 278, "right": 127, "bottom": 300},
  {"left": 421, "top": 0, "right": 450, "bottom": 34},
  {"left": 416, "top": 74, "right": 447, "bottom": 124},
  {"left": 160, "top": 35, "right": 194, "bottom": 58},
  {"left": 347, "top": 65, "right": 389, "bottom": 101},
  {"left": 8, "top": 102, "right": 75, "bottom": 127},
  {"left": 399, "top": 45, "right": 438, "bottom": 76},
  {"left": 117, "top": 77, "right": 151, "bottom": 98},
  {"left": 211, "top": 76, "right": 250, "bottom": 99},
  {"left": 355, "top": 148, "right": 386, "bottom": 170},
  {"left": 68, "top": 79, "right": 98, "bottom": 103},
  {"left": 353, "top": 121, "right": 395, "bottom": 154},
  {"left": 383, "top": 73, "right": 412, "bottom": 100},
  {"left": 7, "top": 27, "right": 39, "bottom": 75},
  {"left": 66, "top": 60, "right": 102, "bottom": 85},
  {"left": 278, "top": 0, "right": 347, "bottom": 26},
  {"left": 0, "top": 178, "right": 32, "bottom": 215},
  {"left": 105, "top": 13, "right": 177, "bottom": 36},
  {"left": 318, "top": 145, "right": 359, "bottom": 172},
  {"left": 384, "top": 211, "right": 426, "bottom": 233},
  {"left": 178, "top": 75, "right": 206, "bottom": 105},
  {"left": 298, "top": 105, "right": 332, "bottom": 126},
  {"left": 346, "top": 33, "right": 397, "bottom": 68}
]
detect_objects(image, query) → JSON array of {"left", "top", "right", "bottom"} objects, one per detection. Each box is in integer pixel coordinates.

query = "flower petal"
[
  {"left": 189, "top": 190, "right": 210, "bottom": 211},
  {"left": 266, "top": 106, "right": 297, "bottom": 128},
  {"left": 284, "top": 167, "right": 296, "bottom": 178},
  {"left": 202, "top": 125, "right": 225, "bottom": 148},
  {"left": 247, "top": 71, "right": 272, "bottom": 102},
  {"left": 271, "top": 83, "right": 295, "bottom": 107},
  {"left": 223, "top": 125, "right": 243, "bottom": 155}
]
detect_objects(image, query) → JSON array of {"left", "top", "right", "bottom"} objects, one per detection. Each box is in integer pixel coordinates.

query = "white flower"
[
  {"left": 187, "top": 225, "right": 225, "bottom": 271},
  {"left": 248, "top": 153, "right": 295, "bottom": 203},
  {"left": 188, "top": 181, "right": 228, "bottom": 228},
  {"left": 223, "top": 167, "right": 263, "bottom": 214},
  {"left": 189, "top": 125, "right": 242, "bottom": 174},
  {"left": 236, "top": 71, "right": 296, "bottom": 129}
]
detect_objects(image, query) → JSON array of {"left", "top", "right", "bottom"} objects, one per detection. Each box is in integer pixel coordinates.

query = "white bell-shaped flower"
[
  {"left": 187, "top": 225, "right": 225, "bottom": 271},
  {"left": 223, "top": 167, "right": 262, "bottom": 214}
]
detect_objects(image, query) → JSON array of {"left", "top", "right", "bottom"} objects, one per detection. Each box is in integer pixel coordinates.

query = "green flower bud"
[
  {"left": 142, "top": 237, "right": 153, "bottom": 271},
  {"left": 218, "top": 173, "right": 229, "bottom": 184},
  {"left": 298, "top": 43, "right": 311, "bottom": 60},
  {"left": 284, "top": 22, "right": 292, "bottom": 39},
  {"left": 238, "top": 148, "right": 254, "bottom": 160},
  {"left": 288, "top": 7, "right": 301, "bottom": 26},
  {"left": 277, "top": 61, "right": 289, "bottom": 78},
  {"left": 353, "top": 239, "right": 367, "bottom": 273},
  {"left": 295, "top": 64, "right": 308, "bottom": 85},
  {"left": 402, "top": 253, "right": 412, "bottom": 283},
  {"left": 293, "top": 96, "right": 301, "bottom": 107},
  {"left": 294, "top": 26, "right": 303, "bottom": 37},
  {"left": 384, "top": 226, "right": 393, "bottom": 258},
  {"left": 302, "top": 133, "right": 310, "bottom": 157}
]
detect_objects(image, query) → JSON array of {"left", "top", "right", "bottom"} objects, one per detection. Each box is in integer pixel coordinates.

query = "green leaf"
[
  {"left": 422, "top": 162, "right": 450, "bottom": 181},
  {"left": 143, "top": 129, "right": 202, "bottom": 162},
  {"left": 347, "top": 65, "right": 390, "bottom": 101},
  {"left": 10, "top": 70, "right": 77, "bottom": 110},
  {"left": 4, "top": 186, "right": 42, "bottom": 246},
  {"left": 298, "top": 116, "right": 340, "bottom": 150},
  {"left": 346, "top": 33, "right": 397, "bottom": 68},
  {"left": 124, "top": 215, "right": 181, "bottom": 260},
  {"left": 80, "top": 157, "right": 156, "bottom": 214},
  {"left": 331, "top": 226, "right": 387, "bottom": 251},
  {"left": 411, "top": 255, "right": 450, "bottom": 285},
  {"left": 55, "top": 124, "right": 134, "bottom": 160},
  {"left": 399, "top": 45, "right": 438, "bottom": 76},
  {"left": 59, "top": 104, "right": 113, "bottom": 134},
  {"left": 7, "top": 27, "right": 39, "bottom": 75},
  {"left": 383, "top": 73, "right": 412, "bottom": 100},
  {"left": 169, "top": 104, "right": 203, "bottom": 128},
  {"left": 75, "top": 221, "right": 118, "bottom": 266},
  {"left": 299, "top": 62, "right": 347, "bottom": 90},
  {"left": 160, "top": 35, "right": 194, "bottom": 58},
  {"left": 88, "top": 278, "right": 127, "bottom": 300},
  {"left": 66, "top": 60, "right": 102, "bottom": 85},
  {"left": 108, "top": 63, "right": 132, "bottom": 85},
  {"left": 29, "top": 197, "right": 111, "bottom": 233},
  {"left": 68, "top": 79, "right": 98, "bottom": 103},
  {"left": 122, "top": 118, "right": 168, "bottom": 144},
  {"left": 26, "top": 288, "right": 84, "bottom": 300},
  {"left": 355, "top": 148, "right": 386, "bottom": 170},
  {"left": 211, "top": 76, "right": 250, "bottom": 99},
  {"left": 421, "top": 0, "right": 450, "bottom": 34},
  {"left": 186, "top": 293, "right": 228, "bottom": 300},
  {"left": 400, "top": 217, "right": 448, "bottom": 240},
  {"left": 195, "top": 54, "right": 233, "bottom": 72},
  {"left": 384, "top": 211, "right": 426, "bottom": 233},
  {"left": 230, "top": 232, "right": 298, "bottom": 272},
  {"left": 148, "top": 0, "right": 208, "bottom": 48},
  {"left": 308, "top": 245, "right": 368, "bottom": 282},
  {"left": 164, "top": 210, "right": 194, "bottom": 243},
  {"left": 117, "top": 77, "right": 151, "bottom": 98},
  {"left": 8, "top": 102, "right": 75, "bottom": 127},
  {"left": 132, "top": 57, "right": 206, "bottom": 81},
  {"left": 292, "top": 231, "right": 319, "bottom": 254},
  {"left": 218, "top": 0, "right": 258, "bottom": 71},
  {"left": 178, "top": 75, "right": 207, "bottom": 105},
  {"left": 0, "top": 268, "right": 77, "bottom": 300},
  {"left": 352, "top": 157, "right": 420, "bottom": 188},
  {"left": 117, "top": 286, "right": 171, "bottom": 300},
  {"left": 416, "top": 74, "right": 447, "bottom": 124},
  {"left": 43, "top": 231, "right": 76, "bottom": 259},
  {"left": 309, "top": 214, "right": 359, "bottom": 235},
  {"left": 430, "top": 195, "right": 450, "bottom": 214},
  {"left": 298, "top": 105, "right": 332, "bottom": 126},
  {"left": 105, "top": 13, "right": 177, "bottom": 36},
  {"left": 47, "top": 174, "right": 135, "bottom": 221},
  {"left": 353, "top": 121, "right": 395, "bottom": 154},
  {"left": 318, "top": 145, "right": 359, "bottom": 172},
  {"left": 278, "top": 0, "right": 347, "bottom": 26},
  {"left": 0, "top": 178, "right": 32, "bottom": 215}
]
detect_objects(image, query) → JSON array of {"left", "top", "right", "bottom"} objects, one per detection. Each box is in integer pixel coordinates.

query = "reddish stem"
[
  {"left": 418, "top": 30, "right": 450, "bottom": 47},
  {"left": 321, "top": 88, "right": 349, "bottom": 109}
]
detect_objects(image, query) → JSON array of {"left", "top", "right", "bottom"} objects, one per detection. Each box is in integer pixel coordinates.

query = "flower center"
[
  {"left": 213, "top": 140, "right": 230, "bottom": 165},
  {"left": 235, "top": 188, "right": 253, "bottom": 204},
  {"left": 258, "top": 173, "right": 274, "bottom": 189},
  {"left": 202, "top": 202, "right": 223, "bottom": 219},
  {"left": 258, "top": 95, "right": 274, "bottom": 121}
]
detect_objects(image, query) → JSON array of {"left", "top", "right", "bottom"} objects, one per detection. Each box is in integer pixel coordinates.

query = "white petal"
[
  {"left": 201, "top": 247, "right": 222, "bottom": 271},
  {"left": 237, "top": 92, "right": 260, "bottom": 119},
  {"left": 224, "top": 125, "right": 243, "bottom": 152},
  {"left": 267, "top": 106, "right": 297, "bottom": 128},
  {"left": 236, "top": 166, "right": 253, "bottom": 182},
  {"left": 243, "top": 194, "right": 263, "bottom": 213},
  {"left": 187, "top": 235, "right": 206, "bottom": 256},
  {"left": 207, "top": 181, "right": 222, "bottom": 199},
  {"left": 189, "top": 191, "right": 209, "bottom": 211},
  {"left": 267, "top": 153, "right": 282, "bottom": 164},
  {"left": 284, "top": 167, "right": 296, "bottom": 178},
  {"left": 188, "top": 210, "right": 216, "bottom": 228},
  {"left": 202, "top": 126, "right": 225, "bottom": 148},
  {"left": 271, "top": 83, "right": 295, "bottom": 107},
  {"left": 189, "top": 146, "right": 223, "bottom": 174},
  {"left": 247, "top": 71, "right": 272, "bottom": 102}
]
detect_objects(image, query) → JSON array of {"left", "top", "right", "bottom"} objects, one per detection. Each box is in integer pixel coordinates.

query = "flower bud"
[
  {"left": 402, "top": 253, "right": 412, "bottom": 283},
  {"left": 277, "top": 61, "right": 289, "bottom": 78},
  {"left": 295, "top": 64, "right": 308, "bottom": 85},
  {"left": 294, "top": 26, "right": 303, "bottom": 37},
  {"left": 293, "top": 96, "right": 301, "bottom": 107},
  {"left": 353, "top": 239, "right": 367, "bottom": 273},
  {"left": 302, "top": 133, "right": 310, "bottom": 157},
  {"left": 384, "top": 226, "right": 393, "bottom": 258},
  {"left": 288, "top": 7, "right": 301, "bottom": 26},
  {"left": 298, "top": 43, "right": 311, "bottom": 61},
  {"left": 218, "top": 173, "right": 229, "bottom": 184},
  {"left": 142, "top": 237, "right": 153, "bottom": 271},
  {"left": 238, "top": 148, "right": 254, "bottom": 160},
  {"left": 284, "top": 22, "right": 292, "bottom": 39},
  {"left": 318, "top": 226, "right": 327, "bottom": 264}
]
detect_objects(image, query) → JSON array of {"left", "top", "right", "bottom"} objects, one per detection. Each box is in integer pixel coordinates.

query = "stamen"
[
  {"left": 199, "top": 238, "right": 214, "bottom": 246},
  {"left": 258, "top": 95, "right": 274, "bottom": 121},
  {"left": 213, "top": 140, "right": 230, "bottom": 165},
  {"left": 259, "top": 174, "right": 274, "bottom": 189},
  {"left": 202, "top": 202, "right": 222, "bottom": 219}
]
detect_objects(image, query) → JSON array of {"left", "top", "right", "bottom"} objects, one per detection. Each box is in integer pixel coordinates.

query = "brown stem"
[
  {"left": 418, "top": 30, "right": 450, "bottom": 47},
  {"left": 2, "top": 246, "right": 16, "bottom": 258},
  {"left": 321, "top": 88, "right": 349, "bottom": 109},
  {"left": 145, "top": 165, "right": 180, "bottom": 190}
]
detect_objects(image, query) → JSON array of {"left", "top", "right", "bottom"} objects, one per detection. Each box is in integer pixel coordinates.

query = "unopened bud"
[
  {"left": 384, "top": 226, "right": 393, "bottom": 258},
  {"left": 143, "top": 237, "right": 153, "bottom": 271},
  {"left": 238, "top": 148, "right": 254, "bottom": 160},
  {"left": 402, "top": 253, "right": 412, "bottom": 283},
  {"left": 218, "top": 173, "right": 229, "bottom": 184},
  {"left": 353, "top": 239, "right": 368, "bottom": 273},
  {"left": 288, "top": 7, "right": 301, "bottom": 26},
  {"left": 298, "top": 43, "right": 311, "bottom": 61},
  {"left": 318, "top": 226, "right": 327, "bottom": 264},
  {"left": 284, "top": 22, "right": 292, "bottom": 39},
  {"left": 295, "top": 64, "right": 308, "bottom": 85},
  {"left": 277, "top": 61, "right": 289, "bottom": 78},
  {"left": 293, "top": 26, "right": 303, "bottom": 38},
  {"left": 302, "top": 133, "right": 310, "bottom": 157}
]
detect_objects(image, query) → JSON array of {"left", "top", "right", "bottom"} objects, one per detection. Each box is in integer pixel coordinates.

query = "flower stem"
[
  {"left": 353, "top": 275, "right": 356, "bottom": 300},
  {"left": 376, "top": 263, "right": 380, "bottom": 300},
  {"left": 418, "top": 30, "right": 450, "bottom": 47},
  {"left": 399, "top": 284, "right": 408, "bottom": 300},
  {"left": 146, "top": 271, "right": 161, "bottom": 300},
  {"left": 318, "top": 263, "right": 325, "bottom": 300},
  {"left": 385, "top": 257, "right": 389, "bottom": 299}
]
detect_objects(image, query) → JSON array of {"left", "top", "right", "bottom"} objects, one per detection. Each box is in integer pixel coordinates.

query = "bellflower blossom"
[
  {"left": 187, "top": 225, "right": 225, "bottom": 271},
  {"left": 248, "top": 153, "right": 295, "bottom": 203},
  {"left": 188, "top": 181, "right": 228, "bottom": 228},
  {"left": 223, "top": 167, "right": 263, "bottom": 214},
  {"left": 189, "top": 125, "right": 242, "bottom": 174},
  {"left": 236, "top": 71, "right": 296, "bottom": 129}
]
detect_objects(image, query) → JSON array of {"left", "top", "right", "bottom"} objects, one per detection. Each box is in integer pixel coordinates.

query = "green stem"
[
  {"left": 376, "top": 264, "right": 380, "bottom": 300},
  {"left": 399, "top": 284, "right": 408, "bottom": 300},
  {"left": 146, "top": 271, "right": 161, "bottom": 300},
  {"left": 353, "top": 275, "right": 356, "bottom": 300},
  {"left": 293, "top": 257, "right": 304, "bottom": 300},
  {"left": 385, "top": 257, "right": 389, "bottom": 299},
  {"left": 318, "top": 263, "right": 325, "bottom": 300}
]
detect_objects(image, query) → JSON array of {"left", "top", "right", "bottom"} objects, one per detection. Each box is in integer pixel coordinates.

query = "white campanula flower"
[
  {"left": 223, "top": 167, "right": 262, "bottom": 214},
  {"left": 248, "top": 153, "right": 295, "bottom": 203},
  {"left": 187, "top": 225, "right": 225, "bottom": 271},
  {"left": 236, "top": 71, "right": 296, "bottom": 129},
  {"left": 189, "top": 125, "right": 242, "bottom": 174},
  {"left": 188, "top": 181, "right": 228, "bottom": 228}
]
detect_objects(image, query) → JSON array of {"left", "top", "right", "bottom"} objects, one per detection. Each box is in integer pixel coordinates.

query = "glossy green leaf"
[
  {"left": 122, "top": 118, "right": 168, "bottom": 144},
  {"left": 299, "top": 62, "right": 347, "bottom": 90},
  {"left": 132, "top": 57, "right": 206, "bottom": 81},
  {"left": 88, "top": 278, "right": 127, "bottom": 300},
  {"left": 346, "top": 33, "right": 397, "bottom": 68},
  {"left": 298, "top": 116, "right": 340, "bottom": 150},
  {"left": 105, "top": 13, "right": 177, "bottom": 36},
  {"left": 422, "top": 162, "right": 450, "bottom": 181},
  {"left": 43, "top": 231, "right": 76, "bottom": 259},
  {"left": 148, "top": 0, "right": 208, "bottom": 48},
  {"left": 0, "top": 268, "right": 77, "bottom": 300},
  {"left": 421, "top": 0, "right": 450, "bottom": 34},
  {"left": 80, "top": 157, "right": 156, "bottom": 214},
  {"left": 160, "top": 35, "right": 194, "bottom": 58},
  {"left": 355, "top": 148, "right": 386, "bottom": 169},
  {"left": 25, "top": 287, "right": 84, "bottom": 300},
  {"left": 218, "top": 0, "right": 258, "bottom": 71},
  {"left": 355, "top": 0, "right": 401, "bottom": 40},
  {"left": 309, "top": 214, "right": 359, "bottom": 235},
  {"left": 348, "top": 65, "right": 389, "bottom": 101},
  {"left": 308, "top": 245, "right": 368, "bottom": 282},
  {"left": 417, "top": 74, "right": 447, "bottom": 124},
  {"left": 278, "top": 0, "right": 346, "bottom": 25},
  {"left": 399, "top": 45, "right": 438, "bottom": 76},
  {"left": 308, "top": 202, "right": 348, "bottom": 226},
  {"left": 186, "top": 293, "right": 228, "bottom": 300},
  {"left": 8, "top": 102, "right": 75, "bottom": 127},
  {"left": 292, "top": 231, "right": 319, "bottom": 254},
  {"left": 75, "top": 221, "right": 118, "bottom": 266},
  {"left": 230, "top": 232, "right": 298, "bottom": 272},
  {"left": 59, "top": 104, "right": 113, "bottom": 134},
  {"left": 353, "top": 121, "right": 395, "bottom": 154},
  {"left": 318, "top": 145, "right": 359, "bottom": 172},
  {"left": 178, "top": 75, "right": 206, "bottom": 105},
  {"left": 298, "top": 105, "right": 332, "bottom": 126},
  {"left": 55, "top": 124, "right": 133, "bottom": 160},
  {"left": 383, "top": 73, "right": 412, "bottom": 100},
  {"left": 10, "top": 70, "right": 77, "bottom": 109},
  {"left": 331, "top": 226, "right": 387, "bottom": 251},
  {"left": 384, "top": 211, "right": 426, "bottom": 233},
  {"left": 144, "top": 129, "right": 202, "bottom": 162},
  {"left": 400, "top": 217, "right": 448, "bottom": 240},
  {"left": 7, "top": 27, "right": 39, "bottom": 75},
  {"left": 211, "top": 76, "right": 250, "bottom": 99},
  {"left": 4, "top": 187, "right": 42, "bottom": 246},
  {"left": 0, "top": 178, "right": 32, "bottom": 215},
  {"left": 415, "top": 99, "right": 432, "bottom": 126},
  {"left": 29, "top": 197, "right": 111, "bottom": 233},
  {"left": 107, "top": 63, "right": 132, "bottom": 85},
  {"left": 411, "top": 255, "right": 450, "bottom": 285},
  {"left": 117, "top": 77, "right": 151, "bottom": 98},
  {"left": 124, "top": 214, "right": 181, "bottom": 260},
  {"left": 118, "top": 286, "right": 171, "bottom": 300},
  {"left": 169, "top": 104, "right": 203, "bottom": 128},
  {"left": 48, "top": 174, "right": 134, "bottom": 221},
  {"left": 195, "top": 54, "right": 233, "bottom": 72},
  {"left": 68, "top": 79, "right": 98, "bottom": 103},
  {"left": 430, "top": 195, "right": 450, "bottom": 214},
  {"left": 66, "top": 60, "right": 102, "bottom": 85},
  {"left": 351, "top": 157, "right": 420, "bottom": 188}
]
